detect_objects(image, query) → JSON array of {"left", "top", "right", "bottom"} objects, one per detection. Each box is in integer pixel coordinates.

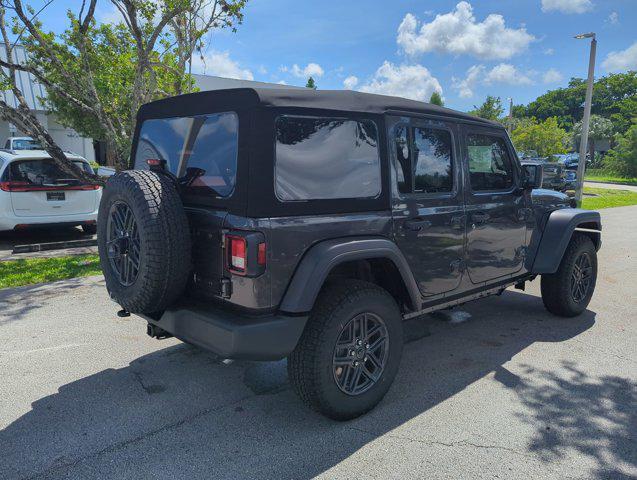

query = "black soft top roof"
[{"left": 137, "top": 87, "right": 501, "bottom": 128}]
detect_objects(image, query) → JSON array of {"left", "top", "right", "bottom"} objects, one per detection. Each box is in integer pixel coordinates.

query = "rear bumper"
[
  {"left": 0, "top": 212, "right": 98, "bottom": 231},
  {"left": 141, "top": 301, "right": 308, "bottom": 361}
]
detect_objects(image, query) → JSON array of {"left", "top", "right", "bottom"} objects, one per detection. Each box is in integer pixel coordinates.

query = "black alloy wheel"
[
  {"left": 106, "top": 201, "right": 141, "bottom": 286},
  {"left": 332, "top": 312, "right": 389, "bottom": 396},
  {"left": 571, "top": 252, "right": 593, "bottom": 303}
]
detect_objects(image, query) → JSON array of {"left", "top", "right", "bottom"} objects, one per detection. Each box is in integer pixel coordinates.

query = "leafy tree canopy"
[
  {"left": 524, "top": 71, "right": 637, "bottom": 134},
  {"left": 604, "top": 121, "right": 637, "bottom": 177},
  {"left": 429, "top": 91, "right": 444, "bottom": 106},
  {"left": 470, "top": 95, "right": 504, "bottom": 121},
  {"left": 306, "top": 76, "right": 317, "bottom": 89},
  {"left": 511, "top": 117, "right": 569, "bottom": 158}
]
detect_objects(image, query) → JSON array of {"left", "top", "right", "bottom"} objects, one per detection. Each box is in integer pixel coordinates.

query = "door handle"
[{"left": 403, "top": 218, "right": 432, "bottom": 231}]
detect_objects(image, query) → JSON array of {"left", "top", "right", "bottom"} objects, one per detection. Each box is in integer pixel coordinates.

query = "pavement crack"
[{"left": 348, "top": 426, "right": 533, "bottom": 458}]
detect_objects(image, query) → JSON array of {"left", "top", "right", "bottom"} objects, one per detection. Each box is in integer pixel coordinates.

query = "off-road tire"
[
  {"left": 541, "top": 233, "right": 597, "bottom": 317},
  {"left": 81, "top": 223, "right": 97, "bottom": 235},
  {"left": 288, "top": 280, "right": 403, "bottom": 420},
  {"left": 97, "top": 170, "right": 191, "bottom": 314}
]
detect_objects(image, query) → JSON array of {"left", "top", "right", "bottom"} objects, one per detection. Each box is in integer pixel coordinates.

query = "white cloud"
[
  {"left": 543, "top": 68, "right": 563, "bottom": 84},
  {"left": 544, "top": 48, "right": 555, "bottom": 55},
  {"left": 607, "top": 11, "right": 619, "bottom": 24},
  {"left": 343, "top": 75, "right": 359, "bottom": 90},
  {"left": 359, "top": 62, "right": 442, "bottom": 102},
  {"left": 452, "top": 63, "right": 536, "bottom": 98},
  {"left": 191, "top": 50, "right": 254, "bottom": 80},
  {"left": 602, "top": 42, "right": 637, "bottom": 72},
  {"left": 541, "top": 0, "right": 593, "bottom": 14},
  {"left": 284, "top": 63, "right": 325, "bottom": 78},
  {"left": 484, "top": 63, "right": 533, "bottom": 85},
  {"left": 396, "top": 2, "right": 534, "bottom": 60},
  {"left": 452, "top": 65, "right": 485, "bottom": 98}
]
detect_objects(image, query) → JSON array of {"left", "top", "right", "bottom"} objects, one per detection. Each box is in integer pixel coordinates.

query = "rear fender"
[{"left": 279, "top": 237, "right": 421, "bottom": 314}]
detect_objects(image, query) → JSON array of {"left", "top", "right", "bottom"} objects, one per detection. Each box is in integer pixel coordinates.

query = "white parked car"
[
  {"left": 3, "top": 136, "right": 45, "bottom": 154},
  {"left": 0, "top": 151, "right": 101, "bottom": 234}
]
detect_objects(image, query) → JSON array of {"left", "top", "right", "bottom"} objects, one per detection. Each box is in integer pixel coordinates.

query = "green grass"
[
  {"left": 582, "top": 187, "right": 637, "bottom": 210},
  {"left": 0, "top": 254, "right": 102, "bottom": 289},
  {"left": 585, "top": 169, "right": 637, "bottom": 186}
]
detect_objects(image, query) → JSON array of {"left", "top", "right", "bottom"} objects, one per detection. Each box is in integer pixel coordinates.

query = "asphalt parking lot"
[{"left": 1, "top": 206, "right": 635, "bottom": 480}]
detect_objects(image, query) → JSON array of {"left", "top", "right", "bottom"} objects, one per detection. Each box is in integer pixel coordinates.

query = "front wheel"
[
  {"left": 288, "top": 280, "right": 403, "bottom": 420},
  {"left": 541, "top": 234, "right": 597, "bottom": 317}
]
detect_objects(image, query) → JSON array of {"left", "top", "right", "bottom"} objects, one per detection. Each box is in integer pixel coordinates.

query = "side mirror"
[{"left": 522, "top": 164, "right": 543, "bottom": 189}]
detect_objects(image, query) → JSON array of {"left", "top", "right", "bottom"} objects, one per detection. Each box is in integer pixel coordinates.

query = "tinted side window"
[
  {"left": 413, "top": 128, "right": 453, "bottom": 193},
  {"left": 467, "top": 134, "right": 514, "bottom": 191},
  {"left": 134, "top": 112, "right": 238, "bottom": 198},
  {"left": 275, "top": 116, "right": 380, "bottom": 201}
]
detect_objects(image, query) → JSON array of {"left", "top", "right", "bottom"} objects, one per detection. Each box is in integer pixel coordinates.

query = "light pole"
[
  {"left": 574, "top": 32, "right": 596, "bottom": 207},
  {"left": 507, "top": 97, "right": 513, "bottom": 134}
]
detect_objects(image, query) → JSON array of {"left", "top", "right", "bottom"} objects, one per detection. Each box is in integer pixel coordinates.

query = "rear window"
[
  {"left": 134, "top": 112, "right": 238, "bottom": 198},
  {"left": 4, "top": 159, "right": 85, "bottom": 186},
  {"left": 12, "top": 139, "right": 43, "bottom": 150},
  {"left": 275, "top": 116, "right": 381, "bottom": 201}
]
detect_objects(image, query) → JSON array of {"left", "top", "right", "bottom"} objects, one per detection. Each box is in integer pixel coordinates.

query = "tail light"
[
  {"left": 227, "top": 235, "right": 247, "bottom": 274},
  {"left": 257, "top": 242, "right": 266, "bottom": 266},
  {"left": 225, "top": 232, "right": 266, "bottom": 277}
]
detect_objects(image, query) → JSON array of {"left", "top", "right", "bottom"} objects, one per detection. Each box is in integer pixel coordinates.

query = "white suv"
[{"left": 0, "top": 151, "right": 101, "bottom": 234}]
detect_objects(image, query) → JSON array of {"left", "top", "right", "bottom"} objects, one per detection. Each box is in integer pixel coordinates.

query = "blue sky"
[{"left": 43, "top": 1, "right": 637, "bottom": 111}]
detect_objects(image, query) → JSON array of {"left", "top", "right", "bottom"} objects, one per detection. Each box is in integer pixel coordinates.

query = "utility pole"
[
  {"left": 574, "top": 32, "right": 596, "bottom": 207},
  {"left": 507, "top": 97, "right": 513, "bottom": 134}
]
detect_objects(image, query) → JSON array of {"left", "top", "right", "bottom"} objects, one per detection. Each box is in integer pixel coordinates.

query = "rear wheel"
[
  {"left": 288, "top": 280, "right": 403, "bottom": 420},
  {"left": 541, "top": 234, "right": 597, "bottom": 317}
]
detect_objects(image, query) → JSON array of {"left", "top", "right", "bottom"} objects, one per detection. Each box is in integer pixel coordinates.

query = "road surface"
[{"left": 1, "top": 206, "right": 635, "bottom": 480}]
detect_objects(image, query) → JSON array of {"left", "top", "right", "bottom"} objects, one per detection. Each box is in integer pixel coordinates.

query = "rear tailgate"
[
  {"left": 11, "top": 189, "right": 97, "bottom": 217},
  {"left": 3, "top": 158, "right": 98, "bottom": 217}
]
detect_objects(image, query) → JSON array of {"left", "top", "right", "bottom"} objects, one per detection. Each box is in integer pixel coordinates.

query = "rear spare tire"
[{"left": 97, "top": 170, "right": 191, "bottom": 314}]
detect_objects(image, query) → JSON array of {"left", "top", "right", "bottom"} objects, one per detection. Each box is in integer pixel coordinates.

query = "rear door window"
[
  {"left": 134, "top": 112, "right": 238, "bottom": 198},
  {"left": 274, "top": 116, "right": 380, "bottom": 201}
]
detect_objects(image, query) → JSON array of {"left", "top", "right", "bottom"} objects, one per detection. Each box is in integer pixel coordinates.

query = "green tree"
[
  {"left": 511, "top": 117, "right": 569, "bottom": 158},
  {"left": 306, "top": 76, "right": 317, "bottom": 89},
  {"left": 572, "top": 114, "right": 614, "bottom": 166},
  {"left": 470, "top": 96, "right": 504, "bottom": 121},
  {"left": 429, "top": 91, "right": 444, "bottom": 106},
  {"left": 525, "top": 72, "right": 637, "bottom": 134},
  {"left": 604, "top": 122, "right": 637, "bottom": 177}
]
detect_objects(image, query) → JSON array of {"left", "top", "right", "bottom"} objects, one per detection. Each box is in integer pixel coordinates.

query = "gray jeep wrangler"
[{"left": 98, "top": 88, "right": 601, "bottom": 420}]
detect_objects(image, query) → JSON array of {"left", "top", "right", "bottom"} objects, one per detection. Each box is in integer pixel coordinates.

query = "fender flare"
[
  {"left": 279, "top": 237, "right": 421, "bottom": 314},
  {"left": 531, "top": 208, "right": 601, "bottom": 274}
]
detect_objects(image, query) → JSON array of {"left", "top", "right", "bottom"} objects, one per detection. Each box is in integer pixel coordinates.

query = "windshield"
[{"left": 12, "top": 139, "right": 44, "bottom": 150}]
